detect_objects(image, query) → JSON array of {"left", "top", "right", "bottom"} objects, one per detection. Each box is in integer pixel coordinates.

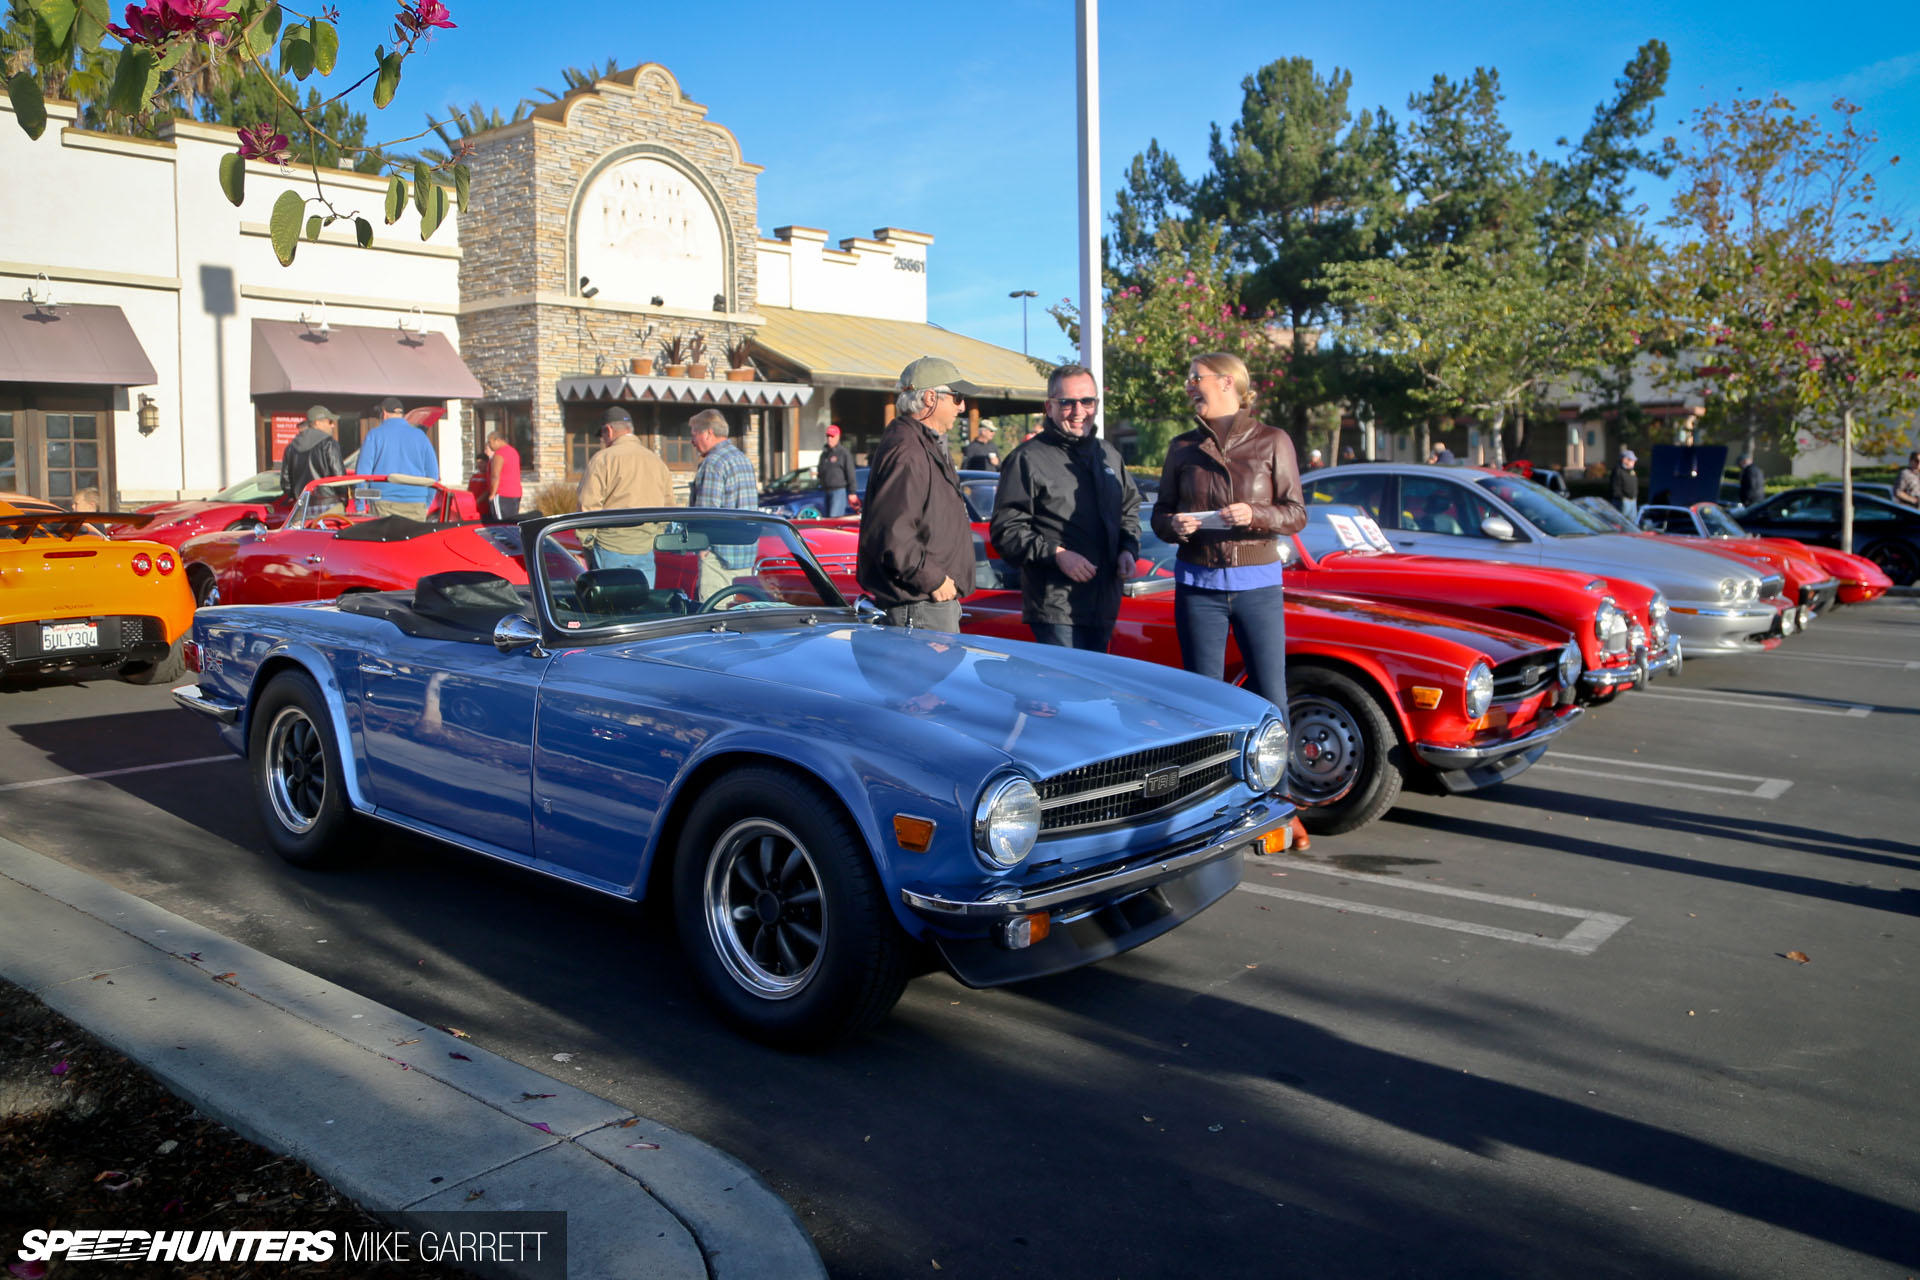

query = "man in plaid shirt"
[{"left": 688, "top": 409, "right": 759, "bottom": 600}]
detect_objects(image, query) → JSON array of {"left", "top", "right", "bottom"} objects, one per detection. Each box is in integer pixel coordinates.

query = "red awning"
[
  {"left": 250, "top": 319, "right": 482, "bottom": 399},
  {"left": 0, "top": 302, "right": 157, "bottom": 386}
]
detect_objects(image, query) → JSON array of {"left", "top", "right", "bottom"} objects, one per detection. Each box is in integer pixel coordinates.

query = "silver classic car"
[{"left": 1302, "top": 463, "right": 1776, "bottom": 656}]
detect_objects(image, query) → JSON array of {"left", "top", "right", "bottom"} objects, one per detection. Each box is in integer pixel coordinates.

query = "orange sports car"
[{"left": 1, "top": 496, "right": 194, "bottom": 684}]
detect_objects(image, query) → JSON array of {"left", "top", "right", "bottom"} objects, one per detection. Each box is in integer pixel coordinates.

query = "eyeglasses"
[
  {"left": 936, "top": 389, "right": 966, "bottom": 404},
  {"left": 1184, "top": 373, "right": 1229, "bottom": 386},
  {"left": 1052, "top": 397, "right": 1099, "bottom": 409}
]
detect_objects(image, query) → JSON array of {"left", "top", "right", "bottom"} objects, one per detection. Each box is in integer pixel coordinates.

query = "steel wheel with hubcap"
[{"left": 1287, "top": 667, "right": 1404, "bottom": 835}]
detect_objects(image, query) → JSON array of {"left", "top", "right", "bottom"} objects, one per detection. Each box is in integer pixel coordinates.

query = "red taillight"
[
  {"left": 182, "top": 639, "right": 202, "bottom": 673},
  {"left": 156, "top": 551, "right": 177, "bottom": 574},
  {"left": 131, "top": 552, "right": 153, "bottom": 576}
]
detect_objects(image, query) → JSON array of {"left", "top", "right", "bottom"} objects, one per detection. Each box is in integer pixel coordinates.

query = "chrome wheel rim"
[
  {"left": 265, "top": 705, "right": 326, "bottom": 834},
  {"left": 1288, "top": 695, "right": 1364, "bottom": 805},
  {"left": 703, "top": 819, "right": 825, "bottom": 1000}
]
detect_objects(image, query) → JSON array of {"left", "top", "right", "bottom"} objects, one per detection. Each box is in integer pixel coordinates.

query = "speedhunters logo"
[{"left": 14, "top": 1213, "right": 566, "bottom": 1276}]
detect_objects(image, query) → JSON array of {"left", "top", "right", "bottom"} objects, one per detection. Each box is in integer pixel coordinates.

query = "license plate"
[{"left": 41, "top": 622, "right": 99, "bottom": 652}]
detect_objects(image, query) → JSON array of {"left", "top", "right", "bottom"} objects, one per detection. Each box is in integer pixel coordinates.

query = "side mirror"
[
  {"left": 1480, "top": 515, "right": 1518, "bottom": 541},
  {"left": 246, "top": 521, "right": 269, "bottom": 540},
  {"left": 854, "top": 597, "right": 884, "bottom": 624},
  {"left": 493, "top": 613, "right": 546, "bottom": 656}
]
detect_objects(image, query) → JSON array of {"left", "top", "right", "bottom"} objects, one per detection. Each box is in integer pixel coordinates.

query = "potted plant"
[
  {"left": 685, "top": 332, "right": 709, "bottom": 380},
  {"left": 629, "top": 355, "right": 654, "bottom": 376},
  {"left": 660, "top": 334, "right": 689, "bottom": 378},
  {"left": 724, "top": 336, "right": 756, "bottom": 381}
]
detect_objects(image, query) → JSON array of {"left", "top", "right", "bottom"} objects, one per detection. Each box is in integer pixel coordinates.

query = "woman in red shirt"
[{"left": 484, "top": 432, "right": 523, "bottom": 520}]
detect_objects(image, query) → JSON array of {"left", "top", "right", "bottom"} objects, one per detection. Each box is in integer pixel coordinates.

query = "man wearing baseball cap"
[
  {"left": 1610, "top": 447, "right": 1639, "bottom": 520},
  {"left": 279, "top": 403, "right": 345, "bottom": 509},
  {"left": 818, "top": 422, "right": 856, "bottom": 517},
  {"left": 856, "top": 356, "right": 981, "bottom": 630},
  {"left": 577, "top": 405, "right": 676, "bottom": 576},
  {"left": 356, "top": 395, "right": 441, "bottom": 519}
]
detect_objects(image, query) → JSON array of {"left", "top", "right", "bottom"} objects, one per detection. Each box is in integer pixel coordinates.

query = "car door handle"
[
  {"left": 357, "top": 662, "right": 396, "bottom": 677},
  {"left": 305, "top": 555, "right": 324, "bottom": 564}
]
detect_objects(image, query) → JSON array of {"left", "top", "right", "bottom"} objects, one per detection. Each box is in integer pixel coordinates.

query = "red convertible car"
[
  {"left": 961, "top": 545, "right": 1584, "bottom": 835},
  {"left": 1638, "top": 502, "right": 1889, "bottom": 607}
]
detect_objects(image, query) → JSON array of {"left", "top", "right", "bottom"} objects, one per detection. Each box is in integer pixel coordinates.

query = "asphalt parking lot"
[{"left": 2, "top": 600, "right": 1916, "bottom": 1279}]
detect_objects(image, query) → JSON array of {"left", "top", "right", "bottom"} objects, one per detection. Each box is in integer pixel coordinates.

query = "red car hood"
[{"left": 1285, "top": 589, "right": 1561, "bottom": 666}]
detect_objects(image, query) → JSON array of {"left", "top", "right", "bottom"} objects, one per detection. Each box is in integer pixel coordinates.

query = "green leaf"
[
  {"left": 354, "top": 217, "right": 373, "bottom": 248},
  {"left": 217, "top": 150, "right": 245, "bottom": 206},
  {"left": 420, "top": 182, "right": 449, "bottom": 240},
  {"left": 452, "top": 163, "right": 470, "bottom": 213},
  {"left": 107, "top": 47, "right": 154, "bottom": 116},
  {"left": 310, "top": 18, "right": 337, "bottom": 75},
  {"left": 384, "top": 173, "right": 407, "bottom": 224},
  {"left": 73, "top": 0, "right": 109, "bottom": 50},
  {"left": 7, "top": 73, "right": 47, "bottom": 140},
  {"left": 269, "top": 189, "right": 304, "bottom": 266},
  {"left": 35, "top": 0, "right": 79, "bottom": 47},
  {"left": 412, "top": 160, "right": 432, "bottom": 215},
  {"left": 372, "top": 49, "right": 401, "bottom": 110},
  {"left": 282, "top": 34, "right": 315, "bottom": 81},
  {"left": 243, "top": 3, "right": 282, "bottom": 58},
  {"left": 305, "top": 214, "right": 322, "bottom": 242}
]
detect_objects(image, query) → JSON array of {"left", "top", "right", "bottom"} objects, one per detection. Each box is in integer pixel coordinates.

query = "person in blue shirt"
[
  {"left": 687, "top": 408, "right": 759, "bottom": 602},
  {"left": 356, "top": 396, "right": 441, "bottom": 519}
]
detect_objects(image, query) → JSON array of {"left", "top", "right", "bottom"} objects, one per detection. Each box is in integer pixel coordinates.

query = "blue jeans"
[
  {"left": 590, "top": 547, "right": 656, "bottom": 585},
  {"left": 1028, "top": 620, "right": 1114, "bottom": 651},
  {"left": 825, "top": 488, "right": 849, "bottom": 517},
  {"left": 1174, "top": 582, "right": 1288, "bottom": 712}
]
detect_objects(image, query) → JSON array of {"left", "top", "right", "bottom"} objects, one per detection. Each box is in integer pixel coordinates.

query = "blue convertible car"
[{"left": 175, "top": 511, "right": 1294, "bottom": 1045}]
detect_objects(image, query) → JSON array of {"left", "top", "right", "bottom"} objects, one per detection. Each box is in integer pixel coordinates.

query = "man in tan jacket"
[{"left": 577, "top": 406, "right": 676, "bottom": 577}]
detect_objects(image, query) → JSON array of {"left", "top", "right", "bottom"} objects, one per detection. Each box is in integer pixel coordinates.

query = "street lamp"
[{"left": 1009, "top": 289, "right": 1037, "bottom": 355}]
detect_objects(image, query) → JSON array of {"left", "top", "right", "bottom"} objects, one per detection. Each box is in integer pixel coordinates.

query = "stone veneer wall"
[{"left": 458, "top": 63, "right": 765, "bottom": 484}]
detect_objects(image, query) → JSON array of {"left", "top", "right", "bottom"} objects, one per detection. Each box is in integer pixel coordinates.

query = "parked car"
[
  {"left": 1302, "top": 462, "right": 1776, "bottom": 656},
  {"left": 174, "top": 510, "right": 1296, "bottom": 1045},
  {"left": 1, "top": 500, "right": 193, "bottom": 685},
  {"left": 1637, "top": 503, "right": 1847, "bottom": 622},
  {"left": 119, "top": 470, "right": 295, "bottom": 549},
  {"left": 1279, "top": 505, "right": 1676, "bottom": 701},
  {"left": 1638, "top": 502, "right": 1891, "bottom": 606},
  {"left": 180, "top": 475, "right": 484, "bottom": 606},
  {"left": 1731, "top": 487, "right": 1920, "bottom": 586},
  {"left": 758, "top": 465, "right": 867, "bottom": 518},
  {"left": 961, "top": 527, "right": 1584, "bottom": 834}
]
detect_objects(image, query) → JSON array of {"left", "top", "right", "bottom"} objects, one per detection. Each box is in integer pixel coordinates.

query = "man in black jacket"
[
  {"left": 1610, "top": 448, "right": 1639, "bottom": 519},
  {"left": 279, "top": 405, "right": 345, "bottom": 509},
  {"left": 856, "top": 357, "right": 979, "bottom": 630},
  {"left": 817, "top": 423, "right": 855, "bottom": 516},
  {"left": 989, "top": 364, "right": 1140, "bottom": 650},
  {"left": 1738, "top": 453, "right": 1766, "bottom": 507}
]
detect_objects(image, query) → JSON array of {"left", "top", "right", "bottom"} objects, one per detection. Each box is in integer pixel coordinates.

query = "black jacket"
[
  {"left": 990, "top": 421, "right": 1140, "bottom": 625},
  {"left": 818, "top": 442, "right": 855, "bottom": 491},
  {"left": 1739, "top": 462, "right": 1765, "bottom": 507},
  {"left": 280, "top": 426, "right": 344, "bottom": 502},
  {"left": 1610, "top": 463, "right": 1639, "bottom": 505},
  {"left": 856, "top": 416, "right": 975, "bottom": 609}
]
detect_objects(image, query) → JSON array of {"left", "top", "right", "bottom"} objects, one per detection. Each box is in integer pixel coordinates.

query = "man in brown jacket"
[
  {"left": 856, "top": 356, "right": 979, "bottom": 630},
  {"left": 577, "top": 406, "right": 676, "bottom": 577}
]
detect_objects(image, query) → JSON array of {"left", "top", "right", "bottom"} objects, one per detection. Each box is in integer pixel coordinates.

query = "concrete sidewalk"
[{"left": 0, "top": 834, "right": 824, "bottom": 1280}]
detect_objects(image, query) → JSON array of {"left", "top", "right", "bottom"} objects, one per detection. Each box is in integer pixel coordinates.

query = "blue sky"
[{"left": 346, "top": 0, "right": 1917, "bottom": 358}]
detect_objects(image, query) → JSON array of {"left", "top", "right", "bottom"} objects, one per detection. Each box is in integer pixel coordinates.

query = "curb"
[{"left": 0, "top": 834, "right": 824, "bottom": 1280}]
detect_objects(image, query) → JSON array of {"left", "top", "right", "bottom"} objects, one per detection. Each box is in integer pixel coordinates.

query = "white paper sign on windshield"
[
  {"left": 1355, "top": 514, "right": 1395, "bottom": 552},
  {"left": 1325, "top": 513, "right": 1368, "bottom": 549}
]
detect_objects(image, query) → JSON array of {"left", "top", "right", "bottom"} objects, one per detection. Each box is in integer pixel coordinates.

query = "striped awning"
[
  {"left": 749, "top": 306, "right": 1049, "bottom": 400},
  {"left": 556, "top": 374, "right": 813, "bottom": 407}
]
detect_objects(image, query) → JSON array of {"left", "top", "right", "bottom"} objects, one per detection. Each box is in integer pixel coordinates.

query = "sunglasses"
[
  {"left": 936, "top": 389, "right": 966, "bottom": 404},
  {"left": 1052, "top": 396, "right": 1098, "bottom": 409}
]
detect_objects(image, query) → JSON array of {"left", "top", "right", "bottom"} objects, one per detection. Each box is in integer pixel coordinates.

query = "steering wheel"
[
  {"left": 316, "top": 515, "right": 354, "bottom": 530},
  {"left": 697, "top": 581, "right": 776, "bottom": 613}
]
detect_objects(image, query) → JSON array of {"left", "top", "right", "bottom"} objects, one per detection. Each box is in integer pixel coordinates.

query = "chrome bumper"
[
  {"left": 1580, "top": 639, "right": 1682, "bottom": 689},
  {"left": 1412, "top": 705, "right": 1583, "bottom": 769},
  {"left": 900, "top": 797, "right": 1292, "bottom": 921},
  {"left": 172, "top": 683, "right": 241, "bottom": 725}
]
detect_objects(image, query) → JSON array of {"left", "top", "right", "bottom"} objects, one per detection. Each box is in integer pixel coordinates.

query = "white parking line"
[
  {"left": 1528, "top": 752, "right": 1792, "bottom": 799},
  {"left": 1635, "top": 687, "right": 1872, "bottom": 718},
  {"left": 1761, "top": 651, "right": 1920, "bottom": 670},
  {"left": 0, "top": 755, "right": 235, "bottom": 793},
  {"left": 1237, "top": 864, "right": 1630, "bottom": 954}
]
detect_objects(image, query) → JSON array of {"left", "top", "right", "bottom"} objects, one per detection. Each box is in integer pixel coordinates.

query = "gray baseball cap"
[
  {"left": 898, "top": 356, "right": 983, "bottom": 397},
  {"left": 306, "top": 404, "right": 336, "bottom": 424}
]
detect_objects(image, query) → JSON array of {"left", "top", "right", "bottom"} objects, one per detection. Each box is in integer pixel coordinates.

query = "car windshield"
[
  {"left": 537, "top": 514, "right": 849, "bottom": 631},
  {"left": 1575, "top": 497, "right": 1638, "bottom": 532},
  {"left": 1697, "top": 504, "right": 1746, "bottom": 537},
  {"left": 1477, "top": 474, "right": 1612, "bottom": 536},
  {"left": 212, "top": 470, "right": 286, "bottom": 503},
  {"left": 765, "top": 466, "right": 817, "bottom": 492}
]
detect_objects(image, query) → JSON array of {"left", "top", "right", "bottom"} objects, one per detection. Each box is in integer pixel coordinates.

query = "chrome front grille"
[
  {"left": 1037, "top": 732, "right": 1239, "bottom": 834},
  {"left": 1491, "top": 654, "right": 1556, "bottom": 701}
]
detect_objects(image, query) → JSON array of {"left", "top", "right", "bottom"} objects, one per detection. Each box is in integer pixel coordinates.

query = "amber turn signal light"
[
  {"left": 1409, "top": 686, "right": 1442, "bottom": 710},
  {"left": 892, "top": 815, "right": 935, "bottom": 852},
  {"left": 1262, "top": 826, "right": 1288, "bottom": 854}
]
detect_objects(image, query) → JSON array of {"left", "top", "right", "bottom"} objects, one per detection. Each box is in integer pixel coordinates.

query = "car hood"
[
  {"left": 1537, "top": 532, "right": 1758, "bottom": 596},
  {"left": 137, "top": 500, "right": 227, "bottom": 527},
  {"left": 1314, "top": 551, "right": 1606, "bottom": 598},
  {"left": 602, "top": 621, "right": 1274, "bottom": 778},
  {"left": 1284, "top": 590, "right": 1554, "bottom": 665}
]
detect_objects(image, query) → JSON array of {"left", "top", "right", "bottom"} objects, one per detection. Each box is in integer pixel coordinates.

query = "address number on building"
[
  {"left": 42, "top": 622, "right": 99, "bottom": 652},
  {"left": 892, "top": 257, "right": 924, "bottom": 273}
]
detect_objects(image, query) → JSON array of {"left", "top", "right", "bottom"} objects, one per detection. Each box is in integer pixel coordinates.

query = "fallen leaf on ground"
[
  {"left": 441, "top": 1026, "right": 471, "bottom": 1039},
  {"left": 212, "top": 973, "right": 237, "bottom": 985},
  {"left": 465, "top": 1189, "right": 485, "bottom": 1202},
  {"left": 551, "top": 1052, "right": 573, "bottom": 1062},
  {"left": 617, "top": 1116, "right": 639, "bottom": 1127},
  {"left": 625, "top": 1142, "right": 660, "bottom": 1150},
  {"left": 1786, "top": 950, "right": 1811, "bottom": 964},
  {"left": 392, "top": 1038, "right": 420, "bottom": 1048},
  {"left": 449, "top": 1052, "right": 471, "bottom": 1061},
  {"left": 528, "top": 1123, "right": 554, "bottom": 1134}
]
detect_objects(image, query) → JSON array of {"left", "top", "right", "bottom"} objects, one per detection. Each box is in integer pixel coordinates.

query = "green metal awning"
[{"left": 749, "top": 307, "right": 1050, "bottom": 401}]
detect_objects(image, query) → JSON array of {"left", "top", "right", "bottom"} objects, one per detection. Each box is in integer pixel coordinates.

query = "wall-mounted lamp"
[
  {"left": 650, "top": 295, "right": 665, "bottom": 307},
  {"left": 579, "top": 275, "right": 600, "bottom": 299},
  {"left": 137, "top": 394, "right": 159, "bottom": 436},
  {"left": 23, "top": 272, "right": 58, "bottom": 311},
  {"left": 713, "top": 293, "right": 726, "bottom": 312},
  {"left": 398, "top": 304, "right": 428, "bottom": 335},
  {"left": 298, "top": 300, "right": 330, "bottom": 336}
]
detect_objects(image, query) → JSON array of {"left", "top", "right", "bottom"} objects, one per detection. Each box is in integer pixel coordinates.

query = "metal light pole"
[
  {"left": 1075, "top": 0, "right": 1102, "bottom": 392},
  {"left": 1009, "top": 289, "right": 1037, "bottom": 355}
]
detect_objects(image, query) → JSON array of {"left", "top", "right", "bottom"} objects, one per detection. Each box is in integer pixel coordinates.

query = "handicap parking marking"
[
  {"left": 1528, "top": 752, "right": 1792, "bottom": 800},
  {"left": 1237, "top": 864, "right": 1631, "bottom": 955},
  {"left": 0, "top": 755, "right": 236, "bottom": 793},
  {"left": 1634, "top": 687, "right": 1873, "bottom": 718}
]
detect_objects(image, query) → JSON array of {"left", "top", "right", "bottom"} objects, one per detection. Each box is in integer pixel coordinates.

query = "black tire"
[
  {"left": 1863, "top": 540, "right": 1919, "bottom": 587},
  {"left": 119, "top": 635, "right": 186, "bottom": 686},
  {"left": 1287, "top": 667, "right": 1405, "bottom": 835},
  {"left": 188, "top": 567, "right": 218, "bottom": 607},
  {"left": 225, "top": 518, "right": 261, "bottom": 532},
  {"left": 248, "top": 671, "right": 352, "bottom": 867},
  {"left": 673, "top": 765, "right": 906, "bottom": 1047}
]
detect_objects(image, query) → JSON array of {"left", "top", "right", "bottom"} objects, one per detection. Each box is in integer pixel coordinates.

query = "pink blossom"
[
  {"left": 1135, "top": 335, "right": 1146, "bottom": 345},
  {"left": 398, "top": 0, "right": 457, "bottom": 32},
  {"left": 1835, "top": 297, "right": 1853, "bottom": 309},
  {"left": 109, "top": 0, "right": 232, "bottom": 44},
  {"left": 1186, "top": 336, "right": 1198, "bottom": 345},
  {"left": 236, "top": 123, "right": 290, "bottom": 165},
  {"left": 1807, "top": 356, "right": 1824, "bottom": 372}
]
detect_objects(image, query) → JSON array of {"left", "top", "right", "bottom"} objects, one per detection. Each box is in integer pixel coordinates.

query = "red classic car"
[
  {"left": 119, "top": 469, "right": 296, "bottom": 550},
  {"left": 960, "top": 542, "right": 1584, "bottom": 834},
  {"left": 1639, "top": 502, "right": 1889, "bottom": 607},
  {"left": 1268, "top": 506, "right": 1678, "bottom": 702}
]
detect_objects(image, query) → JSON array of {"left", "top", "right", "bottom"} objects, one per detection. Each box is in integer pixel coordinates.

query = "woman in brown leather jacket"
[{"left": 1148, "top": 351, "right": 1307, "bottom": 708}]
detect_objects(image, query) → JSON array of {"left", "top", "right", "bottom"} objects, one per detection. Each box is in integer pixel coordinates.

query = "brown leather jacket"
[{"left": 1149, "top": 408, "right": 1307, "bottom": 569}]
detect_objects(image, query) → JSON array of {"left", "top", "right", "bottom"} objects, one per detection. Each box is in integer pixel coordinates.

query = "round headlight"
[
  {"left": 1739, "top": 577, "right": 1758, "bottom": 601},
  {"left": 1558, "top": 641, "right": 1582, "bottom": 688},
  {"left": 1465, "top": 661, "right": 1494, "bottom": 720},
  {"left": 1648, "top": 592, "right": 1669, "bottom": 620},
  {"left": 1243, "top": 719, "right": 1289, "bottom": 792},
  {"left": 1593, "top": 598, "right": 1623, "bottom": 642},
  {"left": 1717, "top": 577, "right": 1738, "bottom": 601},
  {"left": 974, "top": 776, "right": 1040, "bottom": 869}
]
